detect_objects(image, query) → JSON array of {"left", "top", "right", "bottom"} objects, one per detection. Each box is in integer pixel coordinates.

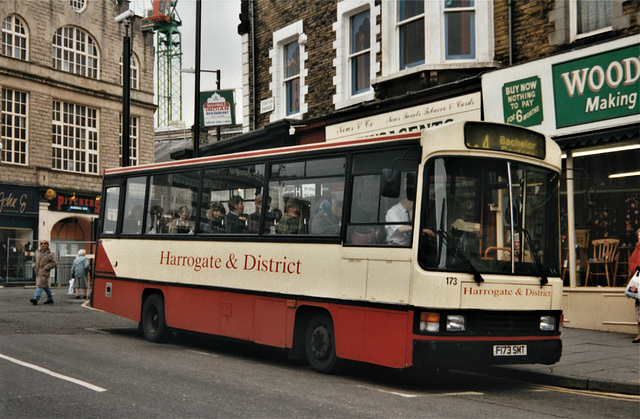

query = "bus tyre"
[
  {"left": 141, "top": 294, "right": 166, "bottom": 343},
  {"left": 305, "top": 312, "right": 340, "bottom": 374}
]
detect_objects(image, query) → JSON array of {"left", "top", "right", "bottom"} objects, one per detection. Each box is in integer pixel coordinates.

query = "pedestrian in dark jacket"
[{"left": 30, "top": 240, "right": 56, "bottom": 305}]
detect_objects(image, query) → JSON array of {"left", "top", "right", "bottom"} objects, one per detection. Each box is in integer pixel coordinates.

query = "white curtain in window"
[{"left": 577, "top": 0, "right": 611, "bottom": 34}]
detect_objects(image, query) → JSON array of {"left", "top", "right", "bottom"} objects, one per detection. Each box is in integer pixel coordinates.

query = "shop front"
[
  {"left": 482, "top": 36, "right": 640, "bottom": 333},
  {"left": 42, "top": 190, "right": 100, "bottom": 286},
  {"left": 0, "top": 184, "right": 39, "bottom": 284}
]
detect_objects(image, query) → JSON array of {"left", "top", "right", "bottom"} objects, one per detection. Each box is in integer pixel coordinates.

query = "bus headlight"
[
  {"left": 446, "top": 314, "right": 466, "bottom": 332},
  {"left": 419, "top": 312, "right": 440, "bottom": 333},
  {"left": 540, "top": 315, "right": 556, "bottom": 331}
]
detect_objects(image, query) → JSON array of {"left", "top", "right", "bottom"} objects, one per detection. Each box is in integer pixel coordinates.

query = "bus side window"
[
  {"left": 268, "top": 157, "right": 346, "bottom": 237},
  {"left": 101, "top": 186, "right": 120, "bottom": 234}
]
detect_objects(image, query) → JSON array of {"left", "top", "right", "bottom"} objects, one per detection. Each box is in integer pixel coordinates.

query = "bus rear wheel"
[
  {"left": 305, "top": 312, "right": 340, "bottom": 373},
  {"left": 141, "top": 294, "right": 166, "bottom": 342}
]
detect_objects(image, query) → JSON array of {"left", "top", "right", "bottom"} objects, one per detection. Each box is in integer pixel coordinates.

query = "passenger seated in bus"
[
  {"left": 385, "top": 196, "right": 414, "bottom": 246},
  {"left": 276, "top": 198, "right": 307, "bottom": 235},
  {"left": 225, "top": 196, "right": 248, "bottom": 234},
  {"left": 202, "top": 201, "right": 225, "bottom": 233},
  {"left": 310, "top": 198, "right": 341, "bottom": 236},
  {"left": 501, "top": 235, "right": 532, "bottom": 263},
  {"left": 168, "top": 205, "right": 193, "bottom": 234},
  {"left": 247, "top": 194, "right": 276, "bottom": 234}
]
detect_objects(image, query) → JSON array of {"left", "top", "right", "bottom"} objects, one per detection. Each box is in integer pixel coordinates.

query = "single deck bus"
[{"left": 92, "top": 121, "right": 563, "bottom": 373}]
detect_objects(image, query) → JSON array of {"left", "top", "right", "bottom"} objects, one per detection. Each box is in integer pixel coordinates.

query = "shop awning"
[{"left": 554, "top": 123, "right": 639, "bottom": 151}]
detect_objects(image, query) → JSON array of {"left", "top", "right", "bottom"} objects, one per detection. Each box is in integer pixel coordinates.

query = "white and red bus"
[{"left": 92, "top": 121, "right": 563, "bottom": 372}]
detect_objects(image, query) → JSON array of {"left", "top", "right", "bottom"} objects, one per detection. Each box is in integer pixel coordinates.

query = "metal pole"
[
  {"left": 566, "top": 152, "right": 577, "bottom": 287},
  {"left": 193, "top": 0, "right": 202, "bottom": 158},
  {"left": 122, "top": 19, "right": 131, "bottom": 167},
  {"left": 216, "top": 69, "right": 221, "bottom": 142}
]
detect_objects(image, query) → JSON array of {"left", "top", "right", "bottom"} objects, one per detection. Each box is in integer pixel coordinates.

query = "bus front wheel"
[
  {"left": 141, "top": 294, "right": 166, "bottom": 342},
  {"left": 305, "top": 312, "right": 340, "bottom": 373}
]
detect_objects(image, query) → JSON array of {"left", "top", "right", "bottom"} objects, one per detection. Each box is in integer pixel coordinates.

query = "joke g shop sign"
[{"left": 552, "top": 44, "right": 639, "bottom": 128}]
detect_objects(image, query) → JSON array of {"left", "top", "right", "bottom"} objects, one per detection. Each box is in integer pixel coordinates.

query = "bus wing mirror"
[{"left": 381, "top": 169, "right": 401, "bottom": 198}]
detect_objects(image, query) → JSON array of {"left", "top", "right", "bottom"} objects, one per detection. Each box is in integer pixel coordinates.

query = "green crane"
[{"left": 143, "top": 0, "right": 183, "bottom": 127}]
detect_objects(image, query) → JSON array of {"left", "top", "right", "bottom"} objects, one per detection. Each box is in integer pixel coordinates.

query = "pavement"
[{"left": 484, "top": 327, "right": 640, "bottom": 395}]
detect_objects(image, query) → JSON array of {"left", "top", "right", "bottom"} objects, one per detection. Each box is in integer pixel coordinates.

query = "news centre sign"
[{"left": 482, "top": 36, "right": 639, "bottom": 136}]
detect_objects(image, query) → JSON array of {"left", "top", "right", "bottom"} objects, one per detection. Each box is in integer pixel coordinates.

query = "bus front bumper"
[{"left": 412, "top": 337, "right": 562, "bottom": 367}]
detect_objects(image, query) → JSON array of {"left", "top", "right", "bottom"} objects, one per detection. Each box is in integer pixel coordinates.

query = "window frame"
[
  {"left": 52, "top": 26, "right": 99, "bottom": 79},
  {"left": 1, "top": 14, "right": 28, "bottom": 61},
  {"left": 51, "top": 100, "right": 99, "bottom": 175},
  {"left": 333, "top": 0, "right": 378, "bottom": 110},
  {"left": 381, "top": 0, "right": 494, "bottom": 77},
  {"left": 1, "top": 87, "right": 28, "bottom": 166},
  {"left": 570, "top": 0, "right": 612, "bottom": 41},
  {"left": 120, "top": 53, "right": 140, "bottom": 90},
  {"left": 119, "top": 115, "right": 139, "bottom": 166},
  {"left": 269, "top": 20, "right": 307, "bottom": 122}
]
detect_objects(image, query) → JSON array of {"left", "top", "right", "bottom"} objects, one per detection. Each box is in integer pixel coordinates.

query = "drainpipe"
[
  {"left": 251, "top": 0, "right": 257, "bottom": 131},
  {"left": 509, "top": 0, "right": 513, "bottom": 65}
]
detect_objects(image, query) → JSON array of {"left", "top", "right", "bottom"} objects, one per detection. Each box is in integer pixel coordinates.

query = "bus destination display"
[{"left": 464, "top": 122, "right": 546, "bottom": 159}]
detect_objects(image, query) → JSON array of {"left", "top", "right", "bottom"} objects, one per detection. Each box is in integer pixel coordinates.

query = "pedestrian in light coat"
[
  {"left": 30, "top": 240, "right": 56, "bottom": 305},
  {"left": 71, "top": 249, "right": 90, "bottom": 299}
]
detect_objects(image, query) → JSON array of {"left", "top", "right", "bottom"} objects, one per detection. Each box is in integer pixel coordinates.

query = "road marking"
[
  {"left": 437, "top": 391, "right": 484, "bottom": 397},
  {"left": 531, "top": 384, "right": 640, "bottom": 402},
  {"left": 186, "top": 349, "right": 220, "bottom": 357},
  {"left": 0, "top": 353, "right": 107, "bottom": 393},
  {"left": 356, "top": 385, "right": 418, "bottom": 398}
]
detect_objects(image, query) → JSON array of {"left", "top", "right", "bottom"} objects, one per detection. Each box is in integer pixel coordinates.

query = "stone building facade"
[{"left": 0, "top": 0, "right": 155, "bottom": 281}]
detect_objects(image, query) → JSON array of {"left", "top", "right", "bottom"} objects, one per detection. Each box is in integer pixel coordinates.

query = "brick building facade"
[{"left": 0, "top": 0, "right": 155, "bottom": 277}]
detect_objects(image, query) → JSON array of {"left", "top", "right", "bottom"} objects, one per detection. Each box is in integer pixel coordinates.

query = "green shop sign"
[
  {"left": 552, "top": 44, "right": 639, "bottom": 128},
  {"left": 502, "top": 76, "right": 543, "bottom": 127},
  {"left": 200, "top": 90, "right": 236, "bottom": 127}
]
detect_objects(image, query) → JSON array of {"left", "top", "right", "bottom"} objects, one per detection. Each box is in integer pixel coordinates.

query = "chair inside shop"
[{"left": 584, "top": 238, "right": 619, "bottom": 286}]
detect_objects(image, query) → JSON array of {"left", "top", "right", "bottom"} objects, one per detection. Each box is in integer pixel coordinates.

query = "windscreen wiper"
[
  {"left": 521, "top": 228, "right": 548, "bottom": 286},
  {"left": 436, "top": 229, "right": 484, "bottom": 284}
]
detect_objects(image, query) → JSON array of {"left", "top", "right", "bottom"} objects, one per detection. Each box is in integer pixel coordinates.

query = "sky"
[{"left": 130, "top": 0, "right": 243, "bottom": 128}]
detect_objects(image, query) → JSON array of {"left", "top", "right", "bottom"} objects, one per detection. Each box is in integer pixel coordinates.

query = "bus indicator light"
[{"left": 420, "top": 312, "right": 440, "bottom": 333}]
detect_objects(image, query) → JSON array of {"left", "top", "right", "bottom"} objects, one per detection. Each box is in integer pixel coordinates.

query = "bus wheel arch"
[
  {"left": 302, "top": 308, "right": 341, "bottom": 374},
  {"left": 140, "top": 290, "right": 167, "bottom": 343}
]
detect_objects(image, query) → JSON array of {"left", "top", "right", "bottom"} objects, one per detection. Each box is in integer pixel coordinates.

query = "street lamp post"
[
  {"left": 115, "top": 9, "right": 135, "bottom": 167},
  {"left": 183, "top": 68, "right": 222, "bottom": 148}
]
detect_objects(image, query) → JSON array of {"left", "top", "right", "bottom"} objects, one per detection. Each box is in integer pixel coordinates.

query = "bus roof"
[{"left": 106, "top": 131, "right": 421, "bottom": 176}]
